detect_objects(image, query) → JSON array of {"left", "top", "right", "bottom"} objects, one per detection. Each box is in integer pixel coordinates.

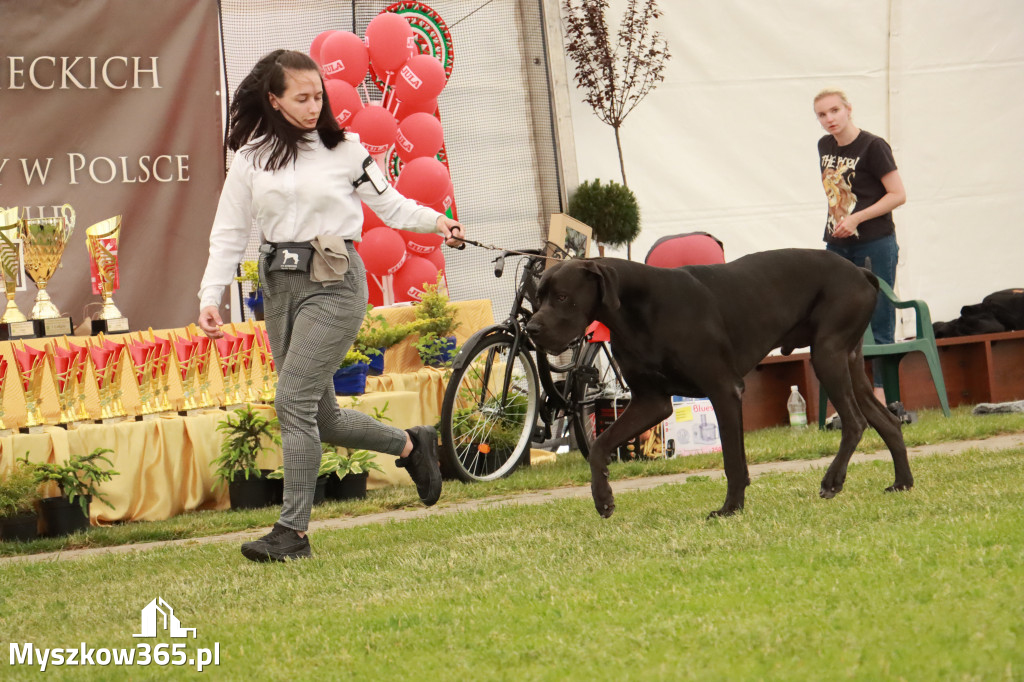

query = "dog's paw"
[
  {"left": 595, "top": 501, "right": 616, "bottom": 518},
  {"left": 819, "top": 485, "right": 841, "bottom": 499},
  {"left": 706, "top": 506, "right": 740, "bottom": 519},
  {"left": 885, "top": 482, "right": 913, "bottom": 493}
]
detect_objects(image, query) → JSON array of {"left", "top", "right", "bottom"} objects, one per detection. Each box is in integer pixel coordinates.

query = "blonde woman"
[{"left": 814, "top": 89, "right": 906, "bottom": 404}]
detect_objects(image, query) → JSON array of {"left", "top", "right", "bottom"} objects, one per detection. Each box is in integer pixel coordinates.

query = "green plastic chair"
[{"left": 818, "top": 279, "right": 951, "bottom": 428}]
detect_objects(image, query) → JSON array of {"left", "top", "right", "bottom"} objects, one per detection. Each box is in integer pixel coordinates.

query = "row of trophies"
[
  {"left": 0, "top": 325, "right": 277, "bottom": 432},
  {"left": 0, "top": 204, "right": 128, "bottom": 340}
]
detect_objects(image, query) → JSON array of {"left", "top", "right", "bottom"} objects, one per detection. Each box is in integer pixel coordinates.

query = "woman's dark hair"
[{"left": 227, "top": 49, "right": 346, "bottom": 171}]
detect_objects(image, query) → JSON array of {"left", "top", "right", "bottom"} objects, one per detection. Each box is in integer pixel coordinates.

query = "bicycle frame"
[{"left": 448, "top": 251, "right": 584, "bottom": 442}]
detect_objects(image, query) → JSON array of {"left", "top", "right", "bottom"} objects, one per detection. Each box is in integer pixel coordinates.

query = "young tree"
[{"left": 562, "top": 0, "right": 670, "bottom": 258}]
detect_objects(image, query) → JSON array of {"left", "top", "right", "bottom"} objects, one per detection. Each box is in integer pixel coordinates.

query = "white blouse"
[{"left": 198, "top": 133, "right": 441, "bottom": 309}]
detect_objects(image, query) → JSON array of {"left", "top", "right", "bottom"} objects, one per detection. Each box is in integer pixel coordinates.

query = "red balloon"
[
  {"left": 365, "top": 12, "right": 415, "bottom": 73},
  {"left": 323, "top": 79, "right": 363, "bottom": 128},
  {"left": 425, "top": 245, "right": 446, "bottom": 272},
  {"left": 397, "top": 229, "right": 443, "bottom": 256},
  {"left": 395, "top": 156, "right": 450, "bottom": 207},
  {"left": 395, "top": 112, "right": 443, "bottom": 163},
  {"left": 396, "top": 97, "right": 437, "bottom": 121},
  {"left": 349, "top": 104, "right": 398, "bottom": 155},
  {"left": 319, "top": 31, "right": 369, "bottom": 86},
  {"left": 392, "top": 255, "right": 441, "bottom": 302},
  {"left": 430, "top": 177, "right": 455, "bottom": 215},
  {"left": 360, "top": 227, "right": 407, "bottom": 276},
  {"left": 362, "top": 202, "right": 385, "bottom": 231},
  {"left": 394, "top": 54, "right": 447, "bottom": 106},
  {"left": 310, "top": 30, "right": 337, "bottom": 63}
]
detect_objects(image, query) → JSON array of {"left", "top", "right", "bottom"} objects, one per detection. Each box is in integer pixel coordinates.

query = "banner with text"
[{"left": 0, "top": 0, "right": 223, "bottom": 330}]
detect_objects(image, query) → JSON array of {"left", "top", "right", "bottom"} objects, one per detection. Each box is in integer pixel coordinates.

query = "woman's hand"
[
  {"left": 833, "top": 213, "right": 861, "bottom": 239},
  {"left": 436, "top": 215, "right": 466, "bottom": 248},
  {"left": 198, "top": 305, "right": 225, "bottom": 339}
]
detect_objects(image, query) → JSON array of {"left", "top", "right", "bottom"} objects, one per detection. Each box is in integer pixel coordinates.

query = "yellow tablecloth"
[{"left": 0, "top": 300, "right": 495, "bottom": 524}]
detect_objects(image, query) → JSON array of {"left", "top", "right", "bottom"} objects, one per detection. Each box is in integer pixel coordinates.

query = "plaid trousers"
[{"left": 261, "top": 243, "right": 406, "bottom": 532}]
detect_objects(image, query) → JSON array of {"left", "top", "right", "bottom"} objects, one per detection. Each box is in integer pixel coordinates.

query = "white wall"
[{"left": 562, "top": 0, "right": 1024, "bottom": 326}]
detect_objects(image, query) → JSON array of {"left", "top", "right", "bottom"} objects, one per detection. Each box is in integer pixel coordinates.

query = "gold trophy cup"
[
  {"left": 86, "top": 215, "right": 129, "bottom": 334},
  {"left": 0, "top": 207, "right": 34, "bottom": 339},
  {"left": 21, "top": 203, "right": 76, "bottom": 337}
]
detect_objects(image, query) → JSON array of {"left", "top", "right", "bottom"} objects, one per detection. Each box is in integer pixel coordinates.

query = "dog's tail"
[{"left": 861, "top": 256, "right": 880, "bottom": 292}]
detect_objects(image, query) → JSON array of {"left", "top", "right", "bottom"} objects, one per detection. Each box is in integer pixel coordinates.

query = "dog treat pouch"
[{"left": 267, "top": 243, "right": 313, "bottom": 273}]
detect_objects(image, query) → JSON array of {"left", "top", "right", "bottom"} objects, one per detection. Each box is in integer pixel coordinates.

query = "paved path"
[{"left": 4, "top": 433, "right": 1023, "bottom": 566}]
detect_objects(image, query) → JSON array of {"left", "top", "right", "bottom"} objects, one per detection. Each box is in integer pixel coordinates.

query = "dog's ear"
[{"left": 578, "top": 260, "right": 620, "bottom": 312}]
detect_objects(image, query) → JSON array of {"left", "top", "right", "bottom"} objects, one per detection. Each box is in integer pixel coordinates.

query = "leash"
[{"left": 449, "top": 234, "right": 569, "bottom": 262}]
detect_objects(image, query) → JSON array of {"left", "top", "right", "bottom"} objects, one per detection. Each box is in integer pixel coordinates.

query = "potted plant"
[
  {"left": 30, "top": 447, "right": 119, "bottom": 537},
  {"left": 0, "top": 459, "right": 42, "bottom": 542},
  {"left": 333, "top": 348, "right": 373, "bottom": 396},
  {"left": 212, "top": 406, "right": 282, "bottom": 509},
  {"left": 412, "top": 276, "right": 461, "bottom": 367},
  {"left": 264, "top": 442, "right": 354, "bottom": 506},
  {"left": 322, "top": 447, "right": 384, "bottom": 501},
  {"left": 354, "top": 305, "right": 424, "bottom": 375},
  {"left": 235, "top": 260, "right": 263, "bottom": 321},
  {"left": 568, "top": 179, "right": 640, "bottom": 257}
]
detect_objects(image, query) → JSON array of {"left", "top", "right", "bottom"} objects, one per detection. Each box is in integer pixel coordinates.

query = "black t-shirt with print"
[{"left": 818, "top": 130, "right": 898, "bottom": 245}]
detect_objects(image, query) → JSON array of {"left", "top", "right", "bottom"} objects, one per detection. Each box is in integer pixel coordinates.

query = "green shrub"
[
  {"left": 568, "top": 179, "right": 640, "bottom": 247},
  {"left": 0, "top": 459, "right": 40, "bottom": 518}
]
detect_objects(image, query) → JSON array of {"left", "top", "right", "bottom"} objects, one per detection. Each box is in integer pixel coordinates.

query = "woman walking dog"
[{"left": 198, "top": 49, "right": 464, "bottom": 562}]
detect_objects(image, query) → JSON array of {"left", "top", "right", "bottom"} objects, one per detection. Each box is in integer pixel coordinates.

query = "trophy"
[
  {"left": 150, "top": 334, "right": 174, "bottom": 412},
  {"left": 14, "top": 342, "right": 49, "bottom": 430},
  {"left": 214, "top": 333, "right": 244, "bottom": 407},
  {"left": 126, "top": 338, "right": 160, "bottom": 417},
  {"left": 88, "top": 337, "right": 128, "bottom": 422},
  {"left": 173, "top": 333, "right": 200, "bottom": 412},
  {"left": 66, "top": 341, "right": 91, "bottom": 421},
  {"left": 21, "top": 203, "right": 76, "bottom": 337},
  {"left": 48, "top": 343, "right": 84, "bottom": 425},
  {"left": 0, "top": 207, "right": 34, "bottom": 340},
  {"left": 86, "top": 215, "right": 129, "bottom": 334},
  {"left": 255, "top": 323, "right": 276, "bottom": 403},
  {"left": 189, "top": 333, "right": 217, "bottom": 411},
  {"left": 0, "top": 355, "right": 10, "bottom": 433}
]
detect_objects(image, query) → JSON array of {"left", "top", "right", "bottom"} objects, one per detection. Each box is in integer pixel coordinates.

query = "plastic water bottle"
[{"left": 787, "top": 385, "right": 807, "bottom": 428}]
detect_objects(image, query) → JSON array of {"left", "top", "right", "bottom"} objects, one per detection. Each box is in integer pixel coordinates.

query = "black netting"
[{"left": 218, "top": 0, "right": 565, "bottom": 321}]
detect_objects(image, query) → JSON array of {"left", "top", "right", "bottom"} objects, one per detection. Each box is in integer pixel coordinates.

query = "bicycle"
[{"left": 438, "top": 246, "right": 630, "bottom": 482}]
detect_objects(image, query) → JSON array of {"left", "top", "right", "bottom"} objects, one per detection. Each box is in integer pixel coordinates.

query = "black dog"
[{"left": 526, "top": 249, "right": 911, "bottom": 519}]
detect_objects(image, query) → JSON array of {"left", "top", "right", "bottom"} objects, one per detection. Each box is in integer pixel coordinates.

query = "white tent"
[{"left": 558, "top": 0, "right": 1024, "bottom": 328}]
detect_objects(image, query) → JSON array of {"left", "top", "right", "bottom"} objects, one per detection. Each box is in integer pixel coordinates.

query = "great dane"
[{"left": 525, "top": 248, "right": 911, "bottom": 519}]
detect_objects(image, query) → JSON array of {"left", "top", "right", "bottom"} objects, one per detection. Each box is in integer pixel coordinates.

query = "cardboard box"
[
  {"left": 662, "top": 396, "right": 722, "bottom": 457},
  {"left": 593, "top": 398, "right": 665, "bottom": 461}
]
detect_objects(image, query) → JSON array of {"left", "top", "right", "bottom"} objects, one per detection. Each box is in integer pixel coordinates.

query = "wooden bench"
[{"left": 739, "top": 330, "right": 1024, "bottom": 431}]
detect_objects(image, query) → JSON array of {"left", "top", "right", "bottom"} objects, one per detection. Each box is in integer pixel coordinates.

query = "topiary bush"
[{"left": 567, "top": 179, "right": 641, "bottom": 248}]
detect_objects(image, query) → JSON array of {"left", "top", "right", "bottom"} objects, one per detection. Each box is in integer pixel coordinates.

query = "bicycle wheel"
[
  {"left": 571, "top": 341, "right": 630, "bottom": 459},
  {"left": 440, "top": 334, "right": 540, "bottom": 482}
]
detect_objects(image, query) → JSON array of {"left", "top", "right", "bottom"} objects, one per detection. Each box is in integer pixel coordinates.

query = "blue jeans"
[{"left": 826, "top": 235, "right": 899, "bottom": 388}]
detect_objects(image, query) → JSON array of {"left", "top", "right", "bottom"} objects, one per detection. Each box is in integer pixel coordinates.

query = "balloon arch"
[{"left": 312, "top": 2, "right": 456, "bottom": 305}]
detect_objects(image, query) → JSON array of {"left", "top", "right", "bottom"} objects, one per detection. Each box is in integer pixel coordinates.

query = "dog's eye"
[{"left": 556, "top": 293, "right": 569, "bottom": 303}]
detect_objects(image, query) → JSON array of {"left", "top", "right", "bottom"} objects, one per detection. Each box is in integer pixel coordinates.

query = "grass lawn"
[
  {"left": 1, "top": 405, "right": 1022, "bottom": 559},
  {"left": 2, "top": 441, "right": 1023, "bottom": 679}
]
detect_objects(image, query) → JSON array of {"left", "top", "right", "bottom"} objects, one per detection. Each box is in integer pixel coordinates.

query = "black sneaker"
[
  {"left": 396, "top": 426, "right": 442, "bottom": 506},
  {"left": 240, "top": 523, "right": 311, "bottom": 563}
]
